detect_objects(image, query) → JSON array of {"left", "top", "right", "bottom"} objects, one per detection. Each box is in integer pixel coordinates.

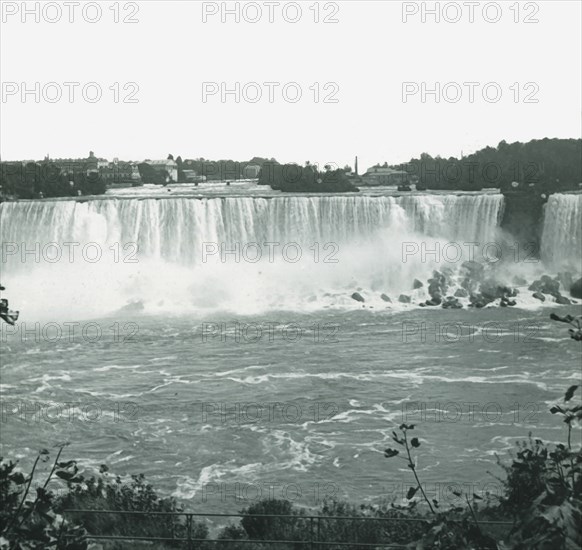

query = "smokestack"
[{"left": 355, "top": 156, "right": 359, "bottom": 176}]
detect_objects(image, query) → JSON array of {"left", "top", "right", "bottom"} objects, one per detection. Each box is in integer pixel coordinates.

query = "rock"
[
  {"left": 512, "top": 275, "right": 528, "bottom": 286},
  {"left": 469, "top": 292, "right": 487, "bottom": 308},
  {"left": 461, "top": 260, "right": 483, "bottom": 273},
  {"left": 428, "top": 271, "right": 449, "bottom": 296},
  {"left": 480, "top": 281, "right": 505, "bottom": 302},
  {"left": 398, "top": 294, "right": 411, "bottom": 304},
  {"left": 442, "top": 297, "right": 462, "bottom": 309},
  {"left": 425, "top": 299, "right": 440, "bottom": 306},
  {"left": 506, "top": 300, "right": 517, "bottom": 306},
  {"left": 500, "top": 300, "right": 507, "bottom": 307},
  {"left": 454, "top": 288, "right": 469, "bottom": 298},
  {"left": 428, "top": 281, "right": 442, "bottom": 296},
  {"left": 118, "top": 300, "right": 144, "bottom": 313},
  {"left": 555, "top": 294, "right": 571, "bottom": 305},
  {"left": 419, "top": 302, "right": 426, "bottom": 307},
  {"left": 461, "top": 261, "right": 485, "bottom": 280},
  {"left": 541, "top": 279, "right": 560, "bottom": 295},
  {"left": 380, "top": 293, "right": 392, "bottom": 303},
  {"left": 529, "top": 277, "right": 562, "bottom": 296},
  {"left": 351, "top": 292, "right": 365, "bottom": 303},
  {"left": 532, "top": 292, "right": 546, "bottom": 302},
  {"left": 557, "top": 272, "right": 574, "bottom": 291},
  {"left": 441, "top": 267, "right": 454, "bottom": 279},
  {"left": 571, "top": 278, "right": 582, "bottom": 299},
  {"left": 413, "top": 279, "right": 424, "bottom": 289}
]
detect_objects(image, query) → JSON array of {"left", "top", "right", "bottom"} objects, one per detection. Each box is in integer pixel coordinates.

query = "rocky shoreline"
[{"left": 350, "top": 262, "right": 582, "bottom": 310}]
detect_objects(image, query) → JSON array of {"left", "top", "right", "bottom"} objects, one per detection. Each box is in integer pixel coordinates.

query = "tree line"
[{"left": 386, "top": 138, "right": 582, "bottom": 192}]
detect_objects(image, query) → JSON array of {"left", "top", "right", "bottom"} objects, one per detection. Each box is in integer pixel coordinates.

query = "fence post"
[
  {"left": 186, "top": 514, "right": 193, "bottom": 550},
  {"left": 310, "top": 516, "right": 314, "bottom": 550}
]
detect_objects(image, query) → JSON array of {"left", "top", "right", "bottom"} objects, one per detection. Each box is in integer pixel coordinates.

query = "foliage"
[
  {"left": 216, "top": 498, "right": 428, "bottom": 549},
  {"left": 384, "top": 424, "right": 498, "bottom": 549},
  {"left": 0, "top": 161, "right": 108, "bottom": 199},
  {"left": 497, "top": 384, "right": 582, "bottom": 550},
  {"left": 388, "top": 138, "right": 582, "bottom": 192},
  {"left": 57, "top": 465, "right": 208, "bottom": 548},
  {"left": 137, "top": 163, "right": 169, "bottom": 185},
  {"left": 0, "top": 444, "right": 88, "bottom": 549},
  {"left": 378, "top": 313, "right": 582, "bottom": 549},
  {"left": 258, "top": 162, "right": 359, "bottom": 192}
]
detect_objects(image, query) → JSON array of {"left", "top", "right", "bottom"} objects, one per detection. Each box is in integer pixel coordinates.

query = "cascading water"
[
  {"left": 0, "top": 194, "right": 508, "bottom": 319},
  {"left": 540, "top": 193, "right": 582, "bottom": 271}
]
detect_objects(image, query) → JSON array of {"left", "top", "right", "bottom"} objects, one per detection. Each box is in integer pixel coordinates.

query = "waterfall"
[
  {"left": 0, "top": 194, "right": 505, "bottom": 318},
  {"left": 0, "top": 194, "right": 504, "bottom": 263},
  {"left": 540, "top": 193, "right": 582, "bottom": 271}
]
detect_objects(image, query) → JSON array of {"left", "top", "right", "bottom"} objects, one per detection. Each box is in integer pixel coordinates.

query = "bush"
[
  {"left": 258, "top": 162, "right": 359, "bottom": 192},
  {"left": 0, "top": 445, "right": 88, "bottom": 549},
  {"left": 57, "top": 465, "right": 208, "bottom": 548}
]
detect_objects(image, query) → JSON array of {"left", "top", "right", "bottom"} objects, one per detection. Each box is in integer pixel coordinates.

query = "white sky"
[{"left": 1, "top": 0, "right": 581, "bottom": 171}]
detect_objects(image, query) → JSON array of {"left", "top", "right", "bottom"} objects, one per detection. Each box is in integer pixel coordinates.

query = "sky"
[{"left": 1, "top": 0, "right": 581, "bottom": 171}]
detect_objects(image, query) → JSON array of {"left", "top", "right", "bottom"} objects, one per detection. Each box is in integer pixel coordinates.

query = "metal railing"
[{"left": 62, "top": 508, "right": 513, "bottom": 549}]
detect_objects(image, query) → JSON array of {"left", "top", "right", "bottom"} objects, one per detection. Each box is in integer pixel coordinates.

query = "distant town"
[{"left": 0, "top": 138, "right": 580, "bottom": 200}]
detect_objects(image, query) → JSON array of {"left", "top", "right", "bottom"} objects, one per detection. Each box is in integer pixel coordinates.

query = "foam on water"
[{"left": 1, "top": 194, "right": 509, "bottom": 319}]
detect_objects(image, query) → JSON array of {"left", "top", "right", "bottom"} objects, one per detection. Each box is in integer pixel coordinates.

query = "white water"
[
  {"left": 541, "top": 193, "right": 582, "bottom": 271},
  {"left": 1, "top": 192, "right": 576, "bottom": 319}
]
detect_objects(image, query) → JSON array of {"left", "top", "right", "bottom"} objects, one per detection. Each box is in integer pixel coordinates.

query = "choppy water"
[
  {"left": 0, "top": 189, "right": 581, "bottom": 514},
  {"left": 1, "top": 307, "right": 580, "bottom": 513}
]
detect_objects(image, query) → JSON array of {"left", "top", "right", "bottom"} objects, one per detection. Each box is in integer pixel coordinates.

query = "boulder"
[
  {"left": 461, "top": 260, "right": 484, "bottom": 274},
  {"left": 555, "top": 294, "right": 572, "bottom": 305},
  {"left": 532, "top": 292, "right": 546, "bottom": 302},
  {"left": 413, "top": 279, "right": 424, "bottom": 289},
  {"left": 119, "top": 300, "right": 144, "bottom": 313},
  {"left": 529, "top": 280, "right": 542, "bottom": 292},
  {"left": 351, "top": 292, "right": 365, "bottom": 303},
  {"left": 557, "top": 272, "right": 573, "bottom": 291},
  {"left": 398, "top": 294, "right": 411, "bottom": 304},
  {"left": 480, "top": 280, "right": 505, "bottom": 302},
  {"left": 441, "top": 267, "right": 454, "bottom": 279},
  {"left": 380, "top": 293, "right": 392, "bottom": 303},
  {"left": 454, "top": 288, "right": 469, "bottom": 298},
  {"left": 469, "top": 293, "right": 487, "bottom": 308},
  {"left": 541, "top": 279, "right": 560, "bottom": 295},
  {"left": 571, "top": 278, "right": 582, "bottom": 299},
  {"left": 428, "top": 281, "right": 442, "bottom": 296},
  {"left": 442, "top": 297, "right": 462, "bottom": 309}
]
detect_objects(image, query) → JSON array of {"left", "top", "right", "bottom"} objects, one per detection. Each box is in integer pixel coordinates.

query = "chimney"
[{"left": 355, "top": 156, "right": 359, "bottom": 176}]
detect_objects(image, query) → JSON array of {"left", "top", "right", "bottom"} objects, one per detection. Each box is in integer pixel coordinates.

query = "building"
[
  {"left": 146, "top": 159, "right": 178, "bottom": 183},
  {"left": 361, "top": 167, "right": 410, "bottom": 187},
  {"left": 99, "top": 160, "right": 135, "bottom": 187},
  {"left": 181, "top": 170, "right": 207, "bottom": 183},
  {"left": 50, "top": 151, "right": 109, "bottom": 178}
]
